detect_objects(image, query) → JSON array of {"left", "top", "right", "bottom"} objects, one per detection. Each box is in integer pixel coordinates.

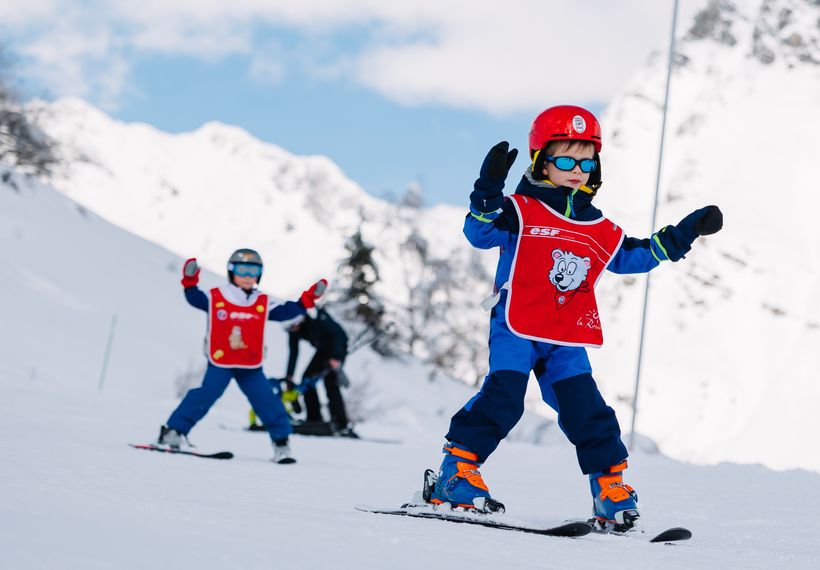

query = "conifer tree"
[
  {"left": 336, "top": 227, "right": 393, "bottom": 355},
  {"left": 0, "top": 47, "right": 57, "bottom": 176}
]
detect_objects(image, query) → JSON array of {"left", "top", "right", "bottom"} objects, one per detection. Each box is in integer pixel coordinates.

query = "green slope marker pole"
[{"left": 98, "top": 314, "right": 118, "bottom": 392}]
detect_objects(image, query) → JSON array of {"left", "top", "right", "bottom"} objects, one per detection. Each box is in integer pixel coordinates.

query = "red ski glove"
[
  {"left": 300, "top": 279, "right": 328, "bottom": 317},
  {"left": 181, "top": 258, "right": 200, "bottom": 288}
]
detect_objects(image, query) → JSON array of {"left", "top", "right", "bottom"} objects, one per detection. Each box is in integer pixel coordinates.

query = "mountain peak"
[
  {"left": 685, "top": 0, "right": 820, "bottom": 66},
  {"left": 192, "top": 120, "right": 276, "bottom": 152}
]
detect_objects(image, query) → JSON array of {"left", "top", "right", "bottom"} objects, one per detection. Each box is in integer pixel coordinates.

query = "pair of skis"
[{"left": 356, "top": 469, "right": 691, "bottom": 544}]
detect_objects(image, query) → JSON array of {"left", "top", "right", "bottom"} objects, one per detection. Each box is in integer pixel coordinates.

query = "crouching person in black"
[{"left": 286, "top": 308, "right": 355, "bottom": 437}]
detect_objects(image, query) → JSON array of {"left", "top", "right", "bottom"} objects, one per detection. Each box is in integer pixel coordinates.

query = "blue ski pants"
[
  {"left": 167, "top": 363, "right": 292, "bottom": 442},
  {"left": 446, "top": 306, "right": 627, "bottom": 474}
]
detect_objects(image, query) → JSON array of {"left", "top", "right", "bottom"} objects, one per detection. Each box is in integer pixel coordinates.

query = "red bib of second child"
[
  {"left": 505, "top": 194, "right": 624, "bottom": 347},
  {"left": 207, "top": 288, "right": 268, "bottom": 368}
]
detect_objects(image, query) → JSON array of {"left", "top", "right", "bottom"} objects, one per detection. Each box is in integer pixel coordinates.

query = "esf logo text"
[{"left": 529, "top": 227, "right": 560, "bottom": 237}]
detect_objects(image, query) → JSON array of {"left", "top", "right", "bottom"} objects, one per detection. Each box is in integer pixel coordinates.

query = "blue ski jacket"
[
  {"left": 183, "top": 283, "right": 306, "bottom": 322},
  {"left": 466, "top": 169, "right": 687, "bottom": 291}
]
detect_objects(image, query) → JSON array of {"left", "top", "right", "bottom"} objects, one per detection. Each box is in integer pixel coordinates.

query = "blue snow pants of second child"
[
  {"left": 167, "top": 363, "right": 292, "bottom": 442},
  {"left": 446, "top": 305, "right": 628, "bottom": 474}
]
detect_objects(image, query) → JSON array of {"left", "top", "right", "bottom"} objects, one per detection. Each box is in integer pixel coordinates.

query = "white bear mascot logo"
[{"left": 548, "top": 249, "right": 592, "bottom": 308}]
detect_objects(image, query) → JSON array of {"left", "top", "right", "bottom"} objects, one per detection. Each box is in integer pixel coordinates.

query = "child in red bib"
[
  {"left": 158, "top": 248, "right": 327, "bottom": 465},
  {"left": 428, "top": 106, "right": 723, "bottom": 530}
]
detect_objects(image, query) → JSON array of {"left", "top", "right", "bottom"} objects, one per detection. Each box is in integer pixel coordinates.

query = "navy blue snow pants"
[
  {"left": 167, "top": 363, "right": 292, "bottom": 442},
  {"left": 446, "top": 307, "right": 627, "bottom": 474}
]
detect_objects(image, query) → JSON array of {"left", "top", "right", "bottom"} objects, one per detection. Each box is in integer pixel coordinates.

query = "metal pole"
[
  {"left": 629, "top": 0, "right": 680, "bottom": 450},
  {"left": 98, "top": 314, "right": 118, "bottom": 391}
]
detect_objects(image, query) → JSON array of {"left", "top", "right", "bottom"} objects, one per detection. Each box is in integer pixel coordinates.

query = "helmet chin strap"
[{"left": 531, "top": 149, "right": 547, "bottom": 180}]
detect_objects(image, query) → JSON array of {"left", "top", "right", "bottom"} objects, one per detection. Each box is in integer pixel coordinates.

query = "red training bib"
[
  {"left": 505, "top": 194, "right": 624, "bottom": 347},
  {"left": 207, "top": 287, "right": 268, "bottom": 368}
]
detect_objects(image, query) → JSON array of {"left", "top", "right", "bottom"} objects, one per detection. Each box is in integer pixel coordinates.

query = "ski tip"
[
  {"left": 354, "top": 504, "right": 410, "bottom": 515},
  {"left": 210, "top": 451, "right": 235, "bottom": 459},
  {"left": 650, "top": 527, "right": 693, "bottom": 543}
]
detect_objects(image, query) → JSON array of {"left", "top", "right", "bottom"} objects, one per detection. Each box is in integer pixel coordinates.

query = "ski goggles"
[
  {"left": 229, "top": 263, "right": 262, "bottom": 277},
  {"left": 546, "top": 156, "right": 598, "bottom": 173}
]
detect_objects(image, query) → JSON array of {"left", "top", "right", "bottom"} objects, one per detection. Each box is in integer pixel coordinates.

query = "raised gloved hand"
[
  {"left": 300, "top": 279, "right": 328, "bottom": 317},
  {"left": 181, "top": 258, "right": 200, "bottom": 288},
  {"left": 656, "top": 205, "right": 724, "bottom": 262},
  {"left": 469, "top": 141, "right": 518, "bottom": 213}
]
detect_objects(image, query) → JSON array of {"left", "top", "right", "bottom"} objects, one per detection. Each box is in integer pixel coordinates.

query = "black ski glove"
[
  {"left": 675, "top": 205, "right": 724, "bottom": 242},
  {"left": 469, "top": 141, "right": 518, "bottom": 213},
  {"left": 657, "top": 205, "right": 724, "bottom": 262}
]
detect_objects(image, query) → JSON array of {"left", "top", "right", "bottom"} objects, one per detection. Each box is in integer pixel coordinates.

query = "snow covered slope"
[
  {"left": 0, "top": 167, "right": 202, "bottom": 398},
  {"left": 25, "top": 0, "right": 820, "bottom": 474}
]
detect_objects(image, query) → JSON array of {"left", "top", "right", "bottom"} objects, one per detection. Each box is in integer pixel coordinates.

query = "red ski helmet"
[{"left": 528, "top": 105, "right": 602, "bottom": 156}]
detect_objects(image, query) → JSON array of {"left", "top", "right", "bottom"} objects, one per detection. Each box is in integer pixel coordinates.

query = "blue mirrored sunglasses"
[
  {"left": 230, "top": 263, "right": 262, "bottom": 277},
  {"left": 546, "top": 156, "right": 597, "bottom": 173}
]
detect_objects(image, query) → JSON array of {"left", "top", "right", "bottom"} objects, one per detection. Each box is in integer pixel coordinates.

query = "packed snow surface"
[{"left": 4, "top": 377, "right": 820, "bottom": 570}]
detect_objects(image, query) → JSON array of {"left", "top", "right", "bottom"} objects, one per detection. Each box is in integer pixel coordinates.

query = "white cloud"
[
  {"left": 352, "top": 1, "right": 710, "bottom": 113},
  {"left": 0, "top": 0, "right": 59, "bottom": 27},
  {"left": 16, "top": 21, "right": 130, "bottom": 111},
  {"left": 0, "top": 0, "right": 709, "bottom": 113}
]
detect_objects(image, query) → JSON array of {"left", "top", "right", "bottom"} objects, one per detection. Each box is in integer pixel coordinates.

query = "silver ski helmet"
[{"left": 227, "top": 248, "right": 263, "bottom": 285}]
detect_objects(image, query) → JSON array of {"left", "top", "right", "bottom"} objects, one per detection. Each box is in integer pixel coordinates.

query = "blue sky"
[
  {"left": 0, "top": 0, "right": 701, "bottom": 206},
  {"left": 118, "top": 53, "right": 555, "bottom": 205}
]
